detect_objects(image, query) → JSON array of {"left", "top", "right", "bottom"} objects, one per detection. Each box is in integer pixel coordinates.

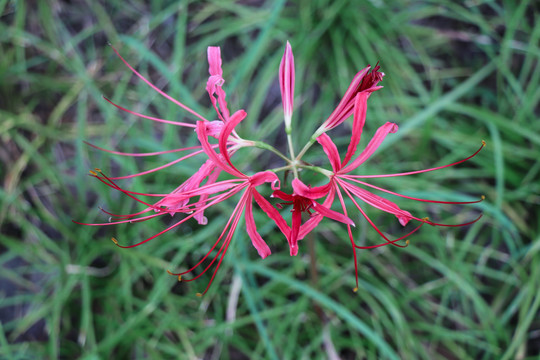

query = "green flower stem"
[
  {"left": 252, "top": 141, "right": 291, "bottom": 163},
  {"left": 270, "top": 164, "right": 293, "bottom": 173},
  {"left": 296, "top": 128, "right": 324, "bottom": 163},
  {"left": 298, "top": 164, "right": 333, "bottom": 178},
  {"left": 285, "top": 126, "right": 299, "bottom": 179}
]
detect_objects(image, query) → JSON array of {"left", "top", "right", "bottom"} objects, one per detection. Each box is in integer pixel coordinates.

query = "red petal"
[
  {"left": 340, "top": 121, "right": 398, "bottom": 174},
  {"left": 311, "top": 202, "right": 355, "bottom": 226},
  {"left": 219, "top": 110, "right": 247, "bottom": 172},
  {"left": 193, "top": 168, "right": 221, "bottom": 225},
  {"left": 249, "top": 171, "right": 280, "bottom": 187},
  {"left": 292, "top": 178, "right": 333, "bottom": 200},
  {"left": 252, "top": 189, "right": 290, "bottom": 239},
  {"left": 196, "top": 121, "right": 244, "bottom": 178},
  {"left": 341, "top": 93, "right": 368, "bottom": 167},
  {"left": 272, "top": 189, "right": 295, "bottom": 202},
  {"left": 339, "top": 179, "right": 412, "bottom": 226},
  {"left": 317, "top": 133, "right": 341, "bottom": 172},
  {"left": 298, "top": 188, "right": 336, "bottom": 239},
  {"left": 289, "top": 206, "right": 301, "bottom": 256},
  {"left": 163, "top": 179, "right": 244, "bottom": 202},
  {"left": 244, "top": 191, "right": 272, "bottom": 258},
  {"left": 321, "top": 66, "right": 370, "bottom": 130}
]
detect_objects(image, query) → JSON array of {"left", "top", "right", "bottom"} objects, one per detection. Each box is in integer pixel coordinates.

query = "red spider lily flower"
[
  {"left": 279, "top": 41, "right": 295, "bottom": 129},
  {"left": 90, "top": 45, "right": 247, "bottom": 226},
  {"left": 79, "top": 40, "right": 485, "bottom": 295},
  {"left": 293, "top": 94, "right": 485, "bottom": 291},
  {"left": 78, "top": 110, "right": 286, "bottom": 296},
  {"left": 76, "top": 45, "right": 294, "bottom": 295},
  {"left": 271, "top": 189, "right": 354, "bottom": 256}
]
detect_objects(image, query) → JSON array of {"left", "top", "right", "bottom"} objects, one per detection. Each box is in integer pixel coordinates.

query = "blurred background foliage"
[{"left": 1, "top": 0, "right": 539, "bottom": 359}]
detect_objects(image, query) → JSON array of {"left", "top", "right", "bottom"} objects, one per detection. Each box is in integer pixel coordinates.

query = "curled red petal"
[
  {"left": 249, "top": 171, "right": 280, "bottom": 187},
  {"left": 272, "top": 189, "right": 294, "bottom": 202},
  {"left": 317, "top": 133, "right": 341, "bottom": 172},
  {"left": 311, "top": 202, "right": 355, "bottom": 226},
  {"left": 219, "top": 110, "right": 247, "bottom": 172},
  {"left": 342, "top": 93, "right": 368, "bottom": 168},
  {"left": 196, "top": 121, "right": 244, "bottom": 178},
  {"left": 252, "top": 189, "right": 290, "bottom": 239},
  {"left": 339, "top": 179, "right": 412, "bottom": 226},
  {"left": 292, "top": 178, "right": 333, "bottom": 200},
  {"left": 206, "top": 47, "right": 230, "bottom": 121},
  {"left": 244, "top": 191, "right": 272, "bottom": 259},
  {"left": 340, "top": 121, "right": 398, "bottom": 174}
]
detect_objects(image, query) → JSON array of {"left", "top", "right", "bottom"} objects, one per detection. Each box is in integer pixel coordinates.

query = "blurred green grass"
[{"left": 1, "top": 0, "right": 539, "bottom": 359}]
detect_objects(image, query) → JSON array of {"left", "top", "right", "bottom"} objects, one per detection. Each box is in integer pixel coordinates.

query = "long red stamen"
[
  {"left": 105, "top": 149, "right": 208, "bottom": 180},
  {"left": 84, "top": 140, "right": 202, "bottom": 157},
  {"left": 194, "top": 193, "right": 247, "bottom": 296},
  {"left": 90, "top": 175, "right": 167, "bottom": 197},
  {"left": 335, "top": 185, "right": 359, "bottom": 292},
  {"left": 424, "top": 214, "right": 483, "bottom": 227},
  {"left": 179, "top": 197, "right": 246, "bottom": 280},
  {"left": 102, "top": 96, "right": 197, "bottom": 128},
  {"left": 98, "top": 206, "right": 153, "bottom": 220},
  {"left": 99, "top": 189, "right": 225, "bottom": 221},
  {"left": 72, "top": 212, "right": 165, "bottom": 226},
  {"left": 93, "top": 178, "right": 245, "bottom": 224},
  {"left": 338, "top": 181, "right": 414, "bottom": 248},
  {"left": 93, "top": 174, "right": 241, "bottom": 201},
  {"left": 90, "top": 170, "right": 161, "bottom": 210},
  {"left": 168, "top": 188, "right": 250, "bottom": 295},
  {"left": 346, "top": 141, "right": 485, "bottom": 179},
  {"left": 109, "top": 45, "right": 208, "bottom": 122},
  {"left": 166, "top": 187, "right": 249, "bottom": 276},
  {"left": 112, "top": 185, "right": 246, "bottom": 249},
  {"left": 341, "top": 176, "right": 485, "bottom": 205},
  {"left": 354, "top": 222, "right": 425, "bottom": 249},
  {"left": 92, "top": 169, "right": 242, "bottom": 223}
]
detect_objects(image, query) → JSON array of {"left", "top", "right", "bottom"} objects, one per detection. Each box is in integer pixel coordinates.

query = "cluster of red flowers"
[{"left": 79, "top": 42, "right": 484, "bottom": 295}]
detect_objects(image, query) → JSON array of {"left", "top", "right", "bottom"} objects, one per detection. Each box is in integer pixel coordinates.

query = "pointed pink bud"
[{"left": 279, "top": 41, "right": 295, "bottom": 128}]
